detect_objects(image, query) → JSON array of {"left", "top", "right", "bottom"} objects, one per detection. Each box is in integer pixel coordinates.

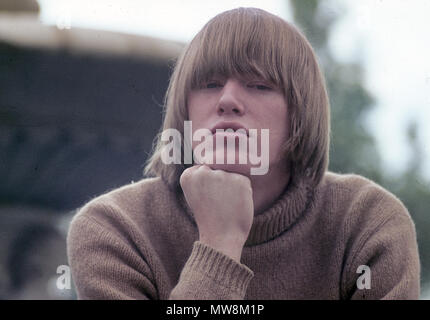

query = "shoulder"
[
  {"left": 66, "top": 178, "right": 172, "bottom": 299},
  {"left": 69, "top": 177, "right": 183, "bottom": 238},
  {"left": 319, "top": 171, "right": 411, "bottom": 222},
  {"left": 319, "top": 173, "right": 420, "bottom": 299},
  {"left": 315, "top": 172, "right": 416, "bottom": 247}
]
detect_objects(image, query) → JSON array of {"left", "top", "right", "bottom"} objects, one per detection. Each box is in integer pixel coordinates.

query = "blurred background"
[{"left": 0, "top": 0, "right": 429, "bottom": 299}]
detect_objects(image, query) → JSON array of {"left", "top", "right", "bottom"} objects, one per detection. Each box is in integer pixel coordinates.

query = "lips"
[{"left": 210, "top": 121, "right": 249, "bottom": 137}]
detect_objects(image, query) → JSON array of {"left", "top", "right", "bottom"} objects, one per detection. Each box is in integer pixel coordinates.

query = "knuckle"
[{"left": 180, "top": 167, "right": 194, "bottom": 185}]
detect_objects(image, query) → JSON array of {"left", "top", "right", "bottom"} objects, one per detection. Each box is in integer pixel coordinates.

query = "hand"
[{"left": 180, "top": 165, "right": 254, "bottom": 262}]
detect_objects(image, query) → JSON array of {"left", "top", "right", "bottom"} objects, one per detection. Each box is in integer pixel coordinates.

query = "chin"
[
  {"left": 206, "top": 163, "right": 252, "bottom": 177},
  {"left": 195, "top": 148, "right": 252, "bottom": 177}
]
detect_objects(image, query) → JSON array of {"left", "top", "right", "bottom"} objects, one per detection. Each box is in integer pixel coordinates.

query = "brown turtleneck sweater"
[{"left": 67, "top": 172, "right": 420, "bottom": 299}]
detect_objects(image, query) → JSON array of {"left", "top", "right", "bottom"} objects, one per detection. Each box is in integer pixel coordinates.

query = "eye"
[
  {"left": 204, "top": 80, "right": 223, "bottom": 89},
  {"left": 255, "top": 84, "right": 272, "bottom": 90},
  {"left": 247, "top": 83, "right": 272, "bottom": 91}
]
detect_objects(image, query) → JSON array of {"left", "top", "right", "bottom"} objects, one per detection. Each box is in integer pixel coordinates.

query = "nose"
[{"left": 216, "top": 79, "right": 245, "bottom": 116}]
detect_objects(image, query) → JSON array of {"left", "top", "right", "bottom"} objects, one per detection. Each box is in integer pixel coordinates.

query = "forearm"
[{"left": 169, "top": 241, "right": 254, "bottom": 300}]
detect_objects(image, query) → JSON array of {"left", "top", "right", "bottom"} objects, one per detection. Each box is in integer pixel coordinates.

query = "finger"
[
  {"left": 183, "top": 164, "right": 201, "bottom": 174},
  {"left": 180, "top": 165, "right": 200, "bottom": 186},
  {"left": 198, "top": 164, "right": 212, "bottom": 171},
  {"left": 193, "top": 149, "right": 214, "bottom": 166}
]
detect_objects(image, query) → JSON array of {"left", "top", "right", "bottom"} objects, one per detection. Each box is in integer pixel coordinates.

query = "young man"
[{"left": 67, "top": 8, "right": 420, "bottom": 299}]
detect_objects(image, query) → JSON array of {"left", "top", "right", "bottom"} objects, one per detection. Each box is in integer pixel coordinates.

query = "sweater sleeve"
[
  {"left": 68, "top": 213, "right": 254, "bottom": 300},
  {"left": 342, "top": 212, "right": 421, "bottom": 300},
  {"left": 67, "top": 215, "right": 158, "bottom": 299},
  {"left": 169, "top": 241, "right": 254, "bottom": 300}
]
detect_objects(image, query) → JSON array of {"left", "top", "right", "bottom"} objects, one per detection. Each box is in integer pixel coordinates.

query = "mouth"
[{"left": 210, "top": 121, "right": 249, "bottom": 137}]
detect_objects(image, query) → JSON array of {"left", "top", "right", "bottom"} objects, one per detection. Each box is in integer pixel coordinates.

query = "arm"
[
  {"left": 67, "top": 187, "right": 254, "bottom": 300},
  {"left": 171, "top": 165, "right": 255, "bottom": 299},
  {"left": 67, "top": 215, "right": 158, "bottom": 299},
  {"left": 169, "top": 241, "right": 254, "bottom": 299},
  {"left": 342, "top": 212, "right": 420, "bottom": 300}
]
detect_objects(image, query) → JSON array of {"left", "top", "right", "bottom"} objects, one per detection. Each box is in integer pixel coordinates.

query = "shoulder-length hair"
[{"left": 144, "top": 7, "right": 330, "bottom": 192}]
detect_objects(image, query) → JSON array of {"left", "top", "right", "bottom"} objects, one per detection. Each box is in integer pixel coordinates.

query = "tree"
[{"left": 290, "top": 0, "right": 430, "bottom": 291}]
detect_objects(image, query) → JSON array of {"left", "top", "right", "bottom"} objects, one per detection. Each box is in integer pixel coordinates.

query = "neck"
[{"left": 249, "top": 163, "right": 291, "bottom": 215}]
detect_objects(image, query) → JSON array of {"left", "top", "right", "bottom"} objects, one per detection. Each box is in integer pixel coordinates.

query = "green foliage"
[
  {"left": 290, "top": 0, "right": 430, "bottom": 290},
  {"left": 383, "top": 121, "right": 430, "bottom": 286}
]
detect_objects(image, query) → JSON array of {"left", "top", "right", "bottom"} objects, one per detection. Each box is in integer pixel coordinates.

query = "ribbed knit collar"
[
  {"left": 244, "top": 177, "right": 314, "bottom": 246},
  {"left": 177, "top": 176, "right": 314, "bottom": 247}
]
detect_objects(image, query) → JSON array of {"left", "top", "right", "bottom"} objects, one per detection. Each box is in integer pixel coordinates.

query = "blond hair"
[{"left": 144, "top": 7, "right": 330, "bottom": 191}]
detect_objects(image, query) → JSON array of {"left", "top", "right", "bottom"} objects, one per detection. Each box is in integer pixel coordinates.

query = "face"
[{"left": 187, "top": 74, "right": 289, "bottom": 177}]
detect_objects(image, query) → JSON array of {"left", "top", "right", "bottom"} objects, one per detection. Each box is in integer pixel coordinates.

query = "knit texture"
[{"left": 67, "top": 172, "right": 420, "bottom": 299}]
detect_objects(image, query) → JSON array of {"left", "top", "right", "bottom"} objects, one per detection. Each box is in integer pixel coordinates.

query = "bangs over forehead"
[{"left": 186, "top": 8, "right": 289, "bottom": 89}]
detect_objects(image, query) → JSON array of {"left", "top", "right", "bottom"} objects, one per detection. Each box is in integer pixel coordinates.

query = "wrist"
[{"left": 199, "top": 235, "right": 246, "bottom": 262}]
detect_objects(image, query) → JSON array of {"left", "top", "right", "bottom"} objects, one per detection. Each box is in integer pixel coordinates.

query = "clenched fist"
[{"left": 180, "top": 165, "right": 254, "bottom": 262}]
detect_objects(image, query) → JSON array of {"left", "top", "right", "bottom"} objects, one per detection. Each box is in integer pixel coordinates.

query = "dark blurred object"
[
  {"left": 0, "top": 0, "right": 39, "bottom": 13},
  {"left": 0, "top": 24, "right": 182, "bottom": 210},
  {"left": 0, "top": 14, "right": 183, "bottom": 299},
  {"left": 2, "top": 207, "right": 72, "bottom": 299},
  {"left": 0, "top": 205, "right": 74, "bottom": 299},
  {"left": 0, "top": 41, "right": 170, "bottom": 209}
]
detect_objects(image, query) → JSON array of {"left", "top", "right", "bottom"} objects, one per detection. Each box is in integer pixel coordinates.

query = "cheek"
[
  {"left": 187, "top": 96, "right": 211, "bottom": 124},
  {"left": 187, "top": 102, "right": 198, "bottom": 122},
  {"left": 260, "top": 102, "right": 288, "bottom": 137},
  {"left": 264, "top": 103, "right": 289, "bottom": 156},
  {"left": 187, "top": 92, "right": 199, "bottom": 119},
  {"left": 272, "top": 98, "right": 289, "bottom": 136}
]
